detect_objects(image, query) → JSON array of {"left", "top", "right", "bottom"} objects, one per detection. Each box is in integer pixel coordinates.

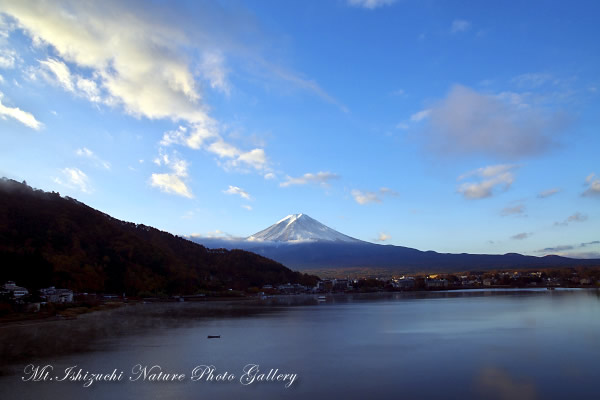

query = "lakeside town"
[{"left": 2, "top": 266, "right": 599, "bottom": 321}]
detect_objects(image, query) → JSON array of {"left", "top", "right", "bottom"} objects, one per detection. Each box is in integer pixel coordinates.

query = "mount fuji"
[
  {"left": 190, "top": 214, "right": 599, "bottom": 272},
  {"left": 247, "top": 213, "right": 362, "bottom": 243}
]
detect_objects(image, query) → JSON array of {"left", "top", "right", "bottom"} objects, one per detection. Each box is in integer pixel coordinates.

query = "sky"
[{"left": 0, "top": 0, "right": 598, "bottom": 258}]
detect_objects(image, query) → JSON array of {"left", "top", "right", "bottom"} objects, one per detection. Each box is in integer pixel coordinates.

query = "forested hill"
[{"left": 0, "top": 178, "right": 317, "bottom": 295}]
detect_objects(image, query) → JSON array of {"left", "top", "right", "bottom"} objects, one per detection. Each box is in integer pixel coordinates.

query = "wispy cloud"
[
  {"left": 54, "top": 167, "right": 92, "bottom": 193},
  {"left": 0, "top": 91, "right": 43, "bottom": 130},
  {"left": 376, "top": 232, "right": 391, "bottom": 242},
  {"left": 538, "top": 244, "right": 574, "bottom": 252},
  {"left": 511, "top": 232, "right": 531, "bottom": 240},
  {"left": 150, "top": 152, "right": 193, "bottom": 198},
  {"left": 190, "top": 230, "right": 238, "bottom": 240},
  {"left": 0, "top": 48, "right": 18, "bottom": 68},
  {"left": 4, "top": 0, "right": 273, "bottom": 175},
  {"left": 280, "top": 171, "right": 339, "bottom": 188},
  {"left": 76, "top": 147, "right": 110, "bottom": 170},
  {"left": 451, "top": 19, "right": 471, "bottom": 34},
  {"left": 199, "top": 50, "right": 230, "bottom": 95},
  {"left": 223, "top": 185, "right": 251, "bottom": 200},
  {"left": 538, "top": 188, "right": 560, "bottom": 198},
  {"left": 457, "top": 164, "right": 517, "bottom": 199},
  {"left": 410, "top": 109, "right": 431, "bottom": 122},
  {"left": 267, "top": 64, "right": 349, "bottom": 113},
  {"left": 554, "top": 212, "right": 588, "bottom": 227},
  {"left": 500, "top": 204, "right": 525, "bottom": 216},
  {"left": 420, "top": 85, "right": 566, "bottom": 160},
  {"left": 536, "top": 241, "right": 600, "bottom": 258},
  {"left": 351, "top": 187, "right": 399, "bottom": 205},
  {"left": 160, "top": 124, "right": 268, "bottom": 172},
  {"left": 347, "top": 0, "right": 396, "bottom": 10},
  {"left": 511, "top": 72, "right": 555, "bottom": 89},
  {"left": 583, "top": 173, "right": 600, "bottom": 197}
]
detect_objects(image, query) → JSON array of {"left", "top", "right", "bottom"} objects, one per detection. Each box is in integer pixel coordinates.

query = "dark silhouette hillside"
[{"left": 0, "top": 178, "right": 317, "bottom": 295}]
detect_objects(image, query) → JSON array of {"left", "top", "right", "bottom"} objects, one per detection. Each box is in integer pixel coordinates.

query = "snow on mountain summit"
[{"left": 247, "top": 213, "right": 361, "bottom": 243}]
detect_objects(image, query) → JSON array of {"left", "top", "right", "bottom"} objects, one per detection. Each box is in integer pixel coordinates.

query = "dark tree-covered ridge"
[{"left": 0, "top": 178, "right": 318, "bottom": 295}]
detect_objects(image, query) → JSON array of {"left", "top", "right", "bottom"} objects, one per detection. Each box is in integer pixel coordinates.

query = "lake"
[{"left": 1, "top": 289, "right": 599, "bottom": 399}]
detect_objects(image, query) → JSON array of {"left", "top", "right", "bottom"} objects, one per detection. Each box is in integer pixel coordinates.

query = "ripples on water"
[{"left": 1, "top": 289, "right": 599, "bottom": 399}]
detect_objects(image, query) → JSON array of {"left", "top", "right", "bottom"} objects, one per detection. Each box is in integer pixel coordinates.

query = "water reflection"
[{"left": 0, "top": 289, "right": 598, "bottom": 399}]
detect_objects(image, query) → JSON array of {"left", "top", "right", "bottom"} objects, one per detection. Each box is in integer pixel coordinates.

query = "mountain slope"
[
  {"left": 192, "top": 214, "right": 600, "bottom": 272},
  {"left": 0, "top": 179, "right": 317, "bottom": 294},
  {"left": 247, "top": 213, "right": 361, "bottom": 243}
]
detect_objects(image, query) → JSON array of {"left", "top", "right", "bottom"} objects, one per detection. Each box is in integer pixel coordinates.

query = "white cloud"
[
  {"left": 160, "top": 123, "right": 218, "bottom": 150},
  {"left": 264, "top": 172, "right": 276, "bottom": 180},
  {"left": 410, "top": 109, "right": 431, "bottom": 122},
  {"left": 458, "top": 164, "right": 517, "bottom": 199},
  {"left": 376, "top": 232, "right": 391, "bottom": 242},
  {"left": 280, "top": 171, "right": 339, "bottom": 187},
  {"left": 3, "top": 1, "right": 354, "bottom": 177},
  {"left": 234, "top": 148, "right": 267, "bottom": 170},
  {"left": 0, "top": 91, "right": 43, "bottom": 130},
  {"left": 3, "top": 1, "right": 255, "bottom": 175},
  {"left": 585, "top": 173, "right": 595, "bottom": 183},
  {"left": 352, "top": 190, "right": 381, "bottom": 205},
  {"left": 583, "top": 173, "right": 600, "bottom": 197},
  {"left": 76, "top": 76, "right": 101, "bottom": 102},
  {"left": 54, "top": 167, "right": 92, "bottom": 193},
  {"left": 150, "top": 174, "right": 192, "bottom": 198},
  {"left": 451, "top": 19, "right": 471, "bottom": 33},
  {"left": 351, "top": 187, "right": 398, "bottom": 205},
  {"left": 199, "top": 51, "right": 230, "bottom": 95},
  {"left": 347, "top": 0, "right": 396, "bottom": 9},
  {"left": 0, "top": 48, "right": 18, "bottom": 68},
  {"left": 190, "top": 230, "right": 239, "bottom": 240},
  {"left": 39, "top": 58, "right": 74, "bottom": 91},
  {"left": 3, "top": 1, "right": 208, "bottom": 123},
  {"left": 160, "top": 123, "right": 268, "bottom": 171},
  {"left": 208, "top": 139, "right": 240, "bottom": 158},
  {"left": 421, "top": 85, "right": 566, "bottom": 159},
  {"left": 76, "top": 147, "right": 110, "bottom": 169},
  {"left": 223, "top": 185, "right": 251, "bottom": 200},
  {"left": 242, "top": 204, "right": 252, "bottom": 211},
  {"left": 538, "top": 188, "right": 560, "bottom": 198},
  {"left": 150, "top": 152, "right": 193, "bottom": 198}
]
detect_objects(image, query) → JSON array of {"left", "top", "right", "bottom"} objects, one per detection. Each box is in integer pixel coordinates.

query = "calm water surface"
[{"left": 1, "top": 289, "right": 598, "bottom": 399}]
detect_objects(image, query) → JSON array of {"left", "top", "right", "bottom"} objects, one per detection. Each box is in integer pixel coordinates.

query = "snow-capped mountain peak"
[{"left": 247, "top": 213, "right": 361, "bottom": 243}]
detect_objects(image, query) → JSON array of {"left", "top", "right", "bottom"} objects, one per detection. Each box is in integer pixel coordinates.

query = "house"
[
  {"left": 40, "top": 286, "right": 74, "bottom": 303},
  {"left": 2, "top": 281, "right": 29, "bottom": 298},
  {"left": 393, "top": 277, "right": 415, "bottom": 289},
  {"left": 425, "top": 278, "right": 448, "bottom": 288},
  {"left": 333, "top": 279, "right": 351, "bottom": 291}
]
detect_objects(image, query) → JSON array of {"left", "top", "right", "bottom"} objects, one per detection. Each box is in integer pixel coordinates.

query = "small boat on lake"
[
  {"left": 318, "top": 296, "right": 326, "bottom": 302},
  {"left": 207, "top": 335, "right": 221, "bottom": 339}
]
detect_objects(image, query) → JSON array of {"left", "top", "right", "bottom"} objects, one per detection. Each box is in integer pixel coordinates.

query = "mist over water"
[{"left": 1, "top": 289, "right": 599, "bottom": 399}]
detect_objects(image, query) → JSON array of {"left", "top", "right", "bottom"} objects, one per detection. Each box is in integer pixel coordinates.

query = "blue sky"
[{"left": 0, "top": 0, "right": 598, "bottom": 258}]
